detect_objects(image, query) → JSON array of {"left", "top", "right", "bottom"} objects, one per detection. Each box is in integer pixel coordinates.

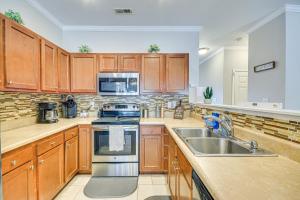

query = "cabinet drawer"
[
  {"left": 65, "top": 127, "right": 78, "bottom": 141},
  {"left": 177, "top": 148, "right": 192, "bottom": 187},
  {"left": 2, "top": 145, "right": 34, "bottom": 174},
  {"left": 141, "top": 126, "right": 163, "bottom": 135},
  {"left": 37, "top": 133, "right": 64, "bottom": 155}
]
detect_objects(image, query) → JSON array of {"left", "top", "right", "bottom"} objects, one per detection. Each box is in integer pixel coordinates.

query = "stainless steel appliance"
[
  {"left": 37, "top": 102, "right": 58, "bottom": 123},
  {"left": 192, "top": 170, "right": 214, "bottom": 200},
  {"left": 97, "top": 73, "right": 139, "bottom": 96},
  {"left": 62, "top": 95, "right": 77, "bottom": 118},
  {"left": 91, "top": 103, "right": 140, "bottom": 177}
]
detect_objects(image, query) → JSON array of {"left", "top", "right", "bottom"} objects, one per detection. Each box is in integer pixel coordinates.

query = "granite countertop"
[
  {"left": 141, "top": 118, "right": 300, "bottom": 200},
  {"left": 1, "top": 117, "right": 97, "bottom": 153}
]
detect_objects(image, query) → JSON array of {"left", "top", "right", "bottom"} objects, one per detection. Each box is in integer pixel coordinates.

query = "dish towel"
[{"left": 109, "top": 126, "right": 125, "bottom": 152}]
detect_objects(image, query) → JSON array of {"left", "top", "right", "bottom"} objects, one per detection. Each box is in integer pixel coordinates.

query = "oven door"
[
  {"left": 97, "top": 73, "right": 139, "bottom": 96},
  {"left": 92, "top": 125, "right": 139, "bottom": 162}
]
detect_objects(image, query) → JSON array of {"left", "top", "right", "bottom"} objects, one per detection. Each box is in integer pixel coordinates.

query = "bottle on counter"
[
  {"left": 160, "top": 103, "right": 164, "bottom": 118},
  {"left": 174, "top": 100, "right": 184, "bottom": 119},
  {"left": 155, "top": 104, "right": 161, "bottom": 118}
]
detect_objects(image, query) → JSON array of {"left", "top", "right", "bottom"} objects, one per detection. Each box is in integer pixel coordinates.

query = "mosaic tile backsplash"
[
  {"left": 0, "top": 92, "right": 190, "bottom": 122},
  {"left": 191, "top": 105, "right": 300, "bottom": 144}
]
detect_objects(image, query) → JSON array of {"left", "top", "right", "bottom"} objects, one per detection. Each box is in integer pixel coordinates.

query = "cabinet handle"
[
  {"left": 29, "top": 165, "right": 35, "bottom": 171},
  {"left": 11, "top": 160, "right": 17, "bottom": 166},
  {"left": 39, "top": 160, "right": 45, "bottom": 164},
  {"left": 7, "top": 80, "right": 13, "bottom": 85},
  {"left": 49, "top": 141, "right": 56, "bottom": 146}
]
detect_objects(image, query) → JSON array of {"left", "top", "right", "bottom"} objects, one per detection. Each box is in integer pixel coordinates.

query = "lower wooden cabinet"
[
  {"left": 3, "top": 161, "right": 36, "bottom": 200},
  {"left": 37, "top": 144, "right": 64, "bottom": 200},
  {"left": 65, "top": 136, "right": 79, "bottom": 182},
  {"left": 79, "top": 125, "right": 92, "bottom": 173},
  {"left": 140, "top": 126, "right": 164, "bottom": 173}
]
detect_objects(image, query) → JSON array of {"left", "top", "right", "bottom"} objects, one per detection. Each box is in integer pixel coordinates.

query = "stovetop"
[{"left": 92, "top": 117, "right": 140, "bottom": 125}]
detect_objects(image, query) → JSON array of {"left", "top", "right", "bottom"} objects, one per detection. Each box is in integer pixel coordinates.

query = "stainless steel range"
[{"left": 91, "top": 103, "right": 140, "bottom": 177}]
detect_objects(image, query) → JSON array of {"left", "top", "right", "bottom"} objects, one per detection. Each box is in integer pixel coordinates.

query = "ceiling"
[{"left": 30, "top": 0, "right": 300, "bottom": 60}]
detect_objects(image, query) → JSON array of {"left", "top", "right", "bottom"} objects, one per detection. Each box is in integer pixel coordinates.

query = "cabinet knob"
[
  {"left": 66, "top": 143, "right": 70, "bottom": 148},
  {"left": 11, "top": 160, "right": 17, "bottom": 166},
  {"left": 7, "top": 80, "right": 13, "bottom": 85},
  {"left": 49, "top": 142, "right": 56, "bottom": 146},
  {"left": 39, "top": 160, "right": 45, "bottom": 164},
  {"left": 29, "top": 165, "right": 35, "bottom": 171}
]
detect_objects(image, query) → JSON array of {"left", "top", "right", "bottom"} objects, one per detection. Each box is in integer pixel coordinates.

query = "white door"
[{"left": 232, "top": 70, "right": 248, "bottom": 105}]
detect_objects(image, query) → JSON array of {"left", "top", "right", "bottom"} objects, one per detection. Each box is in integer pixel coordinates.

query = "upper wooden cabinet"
[
  {"left": 3, "top": 18, "right": 40, "bottom": 91},
  {"left": 98, "top": 54, "right": 118, "bottom": 72},
  {"left": 165, "top": 54, "right": 189, "bottom": 94},
  {"left": 0, "top": 15, "right": 5, "bottom": 90},
  {"left": 41, "top": 39, "right": 58, "bottom": 92},
  {"left": 71, "top": 54, "right": 97, "bottom": 93},
  {"left": 118, "top": 54, "right": 141, "bottom": 72},
  {"left": 57, "top": 48, "right": 71, "bottom": 93},
  {"left": 141, "top": 54, "right": 165, "bottom": 93}
]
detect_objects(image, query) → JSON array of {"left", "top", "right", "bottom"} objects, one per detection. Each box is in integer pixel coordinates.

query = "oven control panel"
[{"left": 102, "top": 103, "right": 140, "bottom": 111}]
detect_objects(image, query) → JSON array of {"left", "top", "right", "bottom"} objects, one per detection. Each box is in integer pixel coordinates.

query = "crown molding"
[
  {"left": 62, "top": 26, "right": 202, "bottom": 32},
  {"left": 199, "top": 47, "right": 224, "bottom": 65},
  {"left": 246, "top": 4, "right": 300, "bottom": 34},
  {"left": 25, "top": 0, "right": 63, "bottom": 28}
]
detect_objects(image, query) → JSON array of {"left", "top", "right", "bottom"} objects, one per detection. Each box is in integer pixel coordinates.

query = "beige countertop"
[
  {"left": 1, "top": 117, "right": 96, "bottom": 153},
  {"left": 141, "top": 118, "right": 300, "bottom": 200}
]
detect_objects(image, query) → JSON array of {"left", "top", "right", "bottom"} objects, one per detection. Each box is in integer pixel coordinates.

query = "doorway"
[{"left": 232, "top": 69, "right": 248, "bottom": 105}]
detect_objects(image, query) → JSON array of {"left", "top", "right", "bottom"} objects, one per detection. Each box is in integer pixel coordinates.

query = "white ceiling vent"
[{"left": 114, "top": 8, "right": 134, "bottom": 15}]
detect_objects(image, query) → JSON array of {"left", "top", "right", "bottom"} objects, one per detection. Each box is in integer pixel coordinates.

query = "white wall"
[
  {"left": 248, "top": 14, "right": 286, "bottom": 105},
  {"left": 0, "top": 0, "right": 63, "bottom": 45},
  {"left": 63, "top": 30, "right": 200, "bottom": 86},
  {"left": 223, "top": 49, "right": 248, "bottom": 104},
  {"left": 285, "top": 12, "right": 300, "bottom": 110},
  {"left": 199, "top": 50, "right": 224, "bottom": 104}
]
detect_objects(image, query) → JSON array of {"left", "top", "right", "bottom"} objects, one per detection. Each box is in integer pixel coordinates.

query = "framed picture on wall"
[{"left": 254, "top": 61, "right": 275, "bottom": 73}]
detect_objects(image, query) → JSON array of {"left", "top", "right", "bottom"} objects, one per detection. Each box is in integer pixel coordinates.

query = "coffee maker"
[
  {"left": 62, "top": 95, "right": 77, "bottom": 118},
  {"left": 38, "top": 102, "right": 59, "bottom": 123}
]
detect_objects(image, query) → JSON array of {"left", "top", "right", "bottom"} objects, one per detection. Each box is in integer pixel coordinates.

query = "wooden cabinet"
[
  {"left": 3, "top": 161, "right": 36, "bottom": 200},
  {"left": 3, "top": 18, "right": 40, "bottom": 91},
  {"left": 140, "top": 126, "right": 164, "bottom": 173},
  {"left": 118, "top": 54, "right": 141, "bottom": 72},
  {"left": 98, "top": 54, "right": 118, "bottom": 72},
  {"left": 41, "top": 39, "right": 58, "bottom": 92},
  {"left": 165, "top": 54, "right": 188, "bottom": 94},
  {"left": 57, "top": 48, "right": 70, "bottom": 93},
  {"left": 71, "top": 54, "right": 97, "bottom": 93},
  {"left": 141, "top": 54, "right": 165, "bottom": 93},
  {"left": 37, "top": 144, "right": 64, "bottom": 200},
  {"left": 79, "top": 125, "right": 92, "bottom": 173},
  {"left": 0, "top": 15, "right": 5, "bottom": 90},
  {"left": 168, "top": 136, "right": 178, "bottom": 199},
  {"left": 178, "top": 169, "right": 193, "bottom": 200},
  {"left": 65, "top": 136, "right": 79, "bottom": 182}
]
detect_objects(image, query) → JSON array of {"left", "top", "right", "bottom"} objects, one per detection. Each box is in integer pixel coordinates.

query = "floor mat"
[
  {"left": 83, "top": 176, "right": 138, "bottom": 198},
  {"left": 145, "top": 196, "right": 172, "bottom": 200}
]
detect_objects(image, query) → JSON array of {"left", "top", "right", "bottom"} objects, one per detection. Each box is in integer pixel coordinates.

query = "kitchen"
[{"left": 1, "top": 0, "right": 300, "bottom": 200}]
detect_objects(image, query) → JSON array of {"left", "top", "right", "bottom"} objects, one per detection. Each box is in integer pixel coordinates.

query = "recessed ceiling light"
[{"left": 198, "top": 48, "right": 209, "bottom": 55}]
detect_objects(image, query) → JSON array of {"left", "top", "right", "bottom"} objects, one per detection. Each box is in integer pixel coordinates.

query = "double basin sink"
[{"left": 173, "top": 128, "right": 276, "bottom": 157}]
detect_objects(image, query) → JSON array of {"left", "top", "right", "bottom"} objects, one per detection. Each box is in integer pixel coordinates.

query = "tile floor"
[{"left": 55, "top": 174, "right": 170, "bottom": 200}]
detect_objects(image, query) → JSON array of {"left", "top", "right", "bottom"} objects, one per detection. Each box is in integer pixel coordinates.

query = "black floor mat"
[{"left": 145, "top": 196, "right": 172, "bottom": 200}]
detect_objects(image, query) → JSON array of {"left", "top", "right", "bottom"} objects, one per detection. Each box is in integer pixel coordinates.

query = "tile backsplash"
[
  {"left": 191, "top": 105, "right": 300, "bottom": 144},
  {"left": 0, "top": 92, "right": 190, "bottom": 122}
]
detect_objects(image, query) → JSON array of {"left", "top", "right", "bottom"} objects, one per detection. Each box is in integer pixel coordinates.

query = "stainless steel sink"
[{"left": 173, "top": 128, "right": 276, "bottom": 157}]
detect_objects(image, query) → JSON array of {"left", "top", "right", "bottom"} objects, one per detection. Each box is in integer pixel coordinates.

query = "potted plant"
[
  {"left": 79, "top": 44, "right": 91, "bottom": 53},
  {"left": 4, "top": 9, "right": 24, "bottom": 24},
  {"left": 148, "top": 44, "right": 160, "bottom": 53},
  {"left": 203, "top": 87, "right": 213, "bottom": 104}
]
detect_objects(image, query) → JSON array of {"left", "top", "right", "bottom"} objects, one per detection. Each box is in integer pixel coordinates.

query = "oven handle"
[{"left": 92, "top": 125, "right": 139, "bottom": 132}]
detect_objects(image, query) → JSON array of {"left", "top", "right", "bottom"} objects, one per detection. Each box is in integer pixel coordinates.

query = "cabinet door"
[
  {"left": 0, "top": 15, "right": 4, "bottom": 90},
  {"left": 168, "top": 137, "right": 178, "bottom": 199},
  {"left": 71, "top": 54, "right": 97, "bottom": 93},
  {"left": 3, "top": 161, "right": 36, "bottom": 200},
  {"left": 37, "top": 144, "right": 64, "bottom": 200},
  {"left": 58, "top": 48, "right": 70, "bottom": 93},
  {"left": 41, "top": 39, "right": 58, "bottom": 92},
  {"left": 65, "top": 136, "right": 79, "bottom": 182},
  {"left": 98, "top": 54, "right": 118, "bottom": 72},
  {"left": 118, "top": 54, "right": 141, "bottom": 72},
  {"left": 178, "top": 169, "right": 193, "bottom": 200},
  {"left": 79, "top": 126, "right": 92, "bottom": 172},
  {"left": 4, "top": 20, "right": 40, "bottom": 90},
  {"left": 140, "top": 135, "right": 163, "bottom": 172},
  {"left": 165, "top": 54, "right": 188, "bottom": 94},
  {"left": 141, "top": 54, "right": 165, "bottom": 93}
]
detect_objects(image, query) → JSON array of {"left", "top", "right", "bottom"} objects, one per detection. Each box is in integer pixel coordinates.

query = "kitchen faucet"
[{"left": 204, "top": 111, "right": 234, "bottom": 137}]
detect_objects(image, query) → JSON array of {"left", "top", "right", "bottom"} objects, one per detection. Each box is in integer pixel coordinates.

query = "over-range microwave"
[{"left": 97, "top": 73, "right": 139, "bottom": 96}]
